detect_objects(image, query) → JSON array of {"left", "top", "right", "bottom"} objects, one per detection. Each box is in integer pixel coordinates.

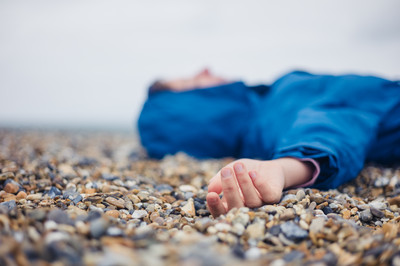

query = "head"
[{"left": 151, "top": 69, "right": 230, "bottom": 92}]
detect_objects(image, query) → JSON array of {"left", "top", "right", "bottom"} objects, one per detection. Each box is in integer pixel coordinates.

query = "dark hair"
[{"left": 148, "top": 80, "right": 171, "bottom": 94}]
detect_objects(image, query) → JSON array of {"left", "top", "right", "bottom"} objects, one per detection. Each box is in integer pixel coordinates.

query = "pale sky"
[{"left": 1, "top": 0, "right": 399, "bottom": 131}]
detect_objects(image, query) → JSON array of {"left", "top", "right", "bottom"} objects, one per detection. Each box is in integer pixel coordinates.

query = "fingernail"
[
  {"left": 221, "top": 168, "right": 232, "bottom": 179},
  {"left": 234, "top": 163, "right": 243, "bottom": 173},
  {"left": 249, "top": 171, "right": 257, "bottom": 180},
  {"left": 208, "top": 197, "right": 218, "bottom": 204}
]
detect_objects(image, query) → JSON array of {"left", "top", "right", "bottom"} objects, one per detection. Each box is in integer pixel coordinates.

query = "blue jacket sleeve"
[{"left": 272, "top": 75, "right": 400, "bottom": 189}]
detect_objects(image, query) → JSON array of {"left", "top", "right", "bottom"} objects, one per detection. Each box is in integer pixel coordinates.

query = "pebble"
[
  {"left": 245, "top": 222, "right": 265, "bottom": 239},
  {"left": 131, "top": 210, "right": 148, "bottom": 219},
  {"left": 47, "top": 186, "right": 62, "bottom": 199},
  {"left": 181, "top": 198, "right": 196, "bottom": 217},
  {"left": 370, "top": 207, "right": 385, "bottom": 218},
  {"left": 280, "top": 221, "right": 308, "bottom": 242},
  {"left": 309, "top": 217, "right": 325, "bottom": 233},
  {"left": 0, "top": 200, "right": 17, "bottom": 212},
  {"left": 296, "top": 190, "right": 306, "bottom": 201},
  {"left": 245, "top": 247, "right": 261, "bottom": 260},
  {"left": 179, "top": 185, "right": 197, "bottom": 193},
  {"left": 1, "top": 129, "right": 400, "bottom": 265},
  {"left": 16, "top": 191, "right": 27, "bottom": 200},
  {"left": 360, "top": 209, "right": 373, "bottom": 222},
  {"left": 280, "top": 208, "right": 295, "bottom": 220},
  {"left": 4, "top": 182, "right": 20, "bottom": 194},
  {"left": 90, "top": 218, "right": 109, "bottom": 238},
  {"left": 105, "top": 197, "right": 125, "bottom": 209},
  {"left": 105, "top": 210, "right": 120, "bottom": 218}
]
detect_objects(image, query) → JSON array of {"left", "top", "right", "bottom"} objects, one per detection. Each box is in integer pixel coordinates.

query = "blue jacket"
[{"left": 138, "top": 71, "right": 400, "bottom": 189}]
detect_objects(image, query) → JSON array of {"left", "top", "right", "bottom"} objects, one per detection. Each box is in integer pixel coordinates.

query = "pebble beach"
[{"left": 1, "top": 128, "right": 400, "bottom": 266}]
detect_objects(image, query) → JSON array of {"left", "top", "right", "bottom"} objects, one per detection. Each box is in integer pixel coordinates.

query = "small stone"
[
  {"left": 283, "top": 250, "right": 305, "bottom": 262},
  {"left": 48, "top": 209, "right": 72, "bottom": 225},
  {"left": 309, "top": 217, "right": 325, "bottom": 234},
  {"left": 280, "top": 208, "right": 295, "bottom": 220},
  {"left": 231, "top": 223, "right": 245, "bottom": 236},
  {"left": 127, "top": 194, "right": 140, "bottom": 204},
  {"left": 374, "top": 177, "right": 389, "bottom": 187},
  {"left": 107, "top": 227, "right": 123, "bottom": 236},
  {"left": 281, "top": 194, "right": 297, "bottom": 203},
  {"left": 155, "top": 184, "right": 174, "bottom": 192},
  {"left": 215, "top": 223, "right": 232, "bottom": 232},
  {"left": 16, "top": 191, "right": 27, "bottom": 200},
  {"left": 360, "top": 209, "right": 373, "bottom": 222},
  {"left": 388, "top": 196, "right": 400, "bottom": 206},
  {"left": 4, "top": 182, "right": 19, "bottom": 194},
  {"left": 47, "top": 186, "right": 62, "bottom": 199},
  {"left": 232, "top": 213, "right": 250, "bottom": 226},
  {"left": 370, "top": 207, "right": 385, "bottom": 218},
  {"left": 105, "top": 197, "right": 125, "bottom": 209},
  {"left": 245, "top": 222, "right": 265, "bottom": 239},
  {"left": 154, "top": 217, "right": 164, "bottom": 226},
  {"left": 296, "top": 190, "right": 306, "bottom": 201},
  {"left": 90, "top": 218, "right": 109, "bottom": 238},
  {"left": 179, "top": 185, "right": 197, "bottom": 193},
  {"left": 0, "top": 200, "right": 17, "bottom": 213},
  {"left": 280, "top": 221, "right": 308, "bottom": 242},
  {"left": 369, "top": 201, "right": 387, "bottom": 210},
  {"left": 308, "top": 202, "right": 317, "bottom": 210},
  {"left": 269, "top": 225, "right": 281, "bottom": 236},
  {"left": 245, "top": 247, "right": 261, "bottom": 260},
  {"left": 28, "top": 209, "right": 47, "bottom": 221},
  {"left": 132, "top": 210, "right": 148, "bottom": 219},
  {"left": 181, "top": 198, "right": 196, "bottom": 217},
  {"left": 322, "top": 206, "right": 333, "bottom": 215},
  {"left": 105, "top": 210, "right": 120, "bottom": 218},
  {"left": 342, "top": 209, "right": 351, "bottom": 219},
  {"left": 26, "top": 193, "right": 42, "bottom": 201}
]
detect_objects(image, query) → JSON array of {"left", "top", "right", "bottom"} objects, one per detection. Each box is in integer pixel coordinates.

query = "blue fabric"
[{"left": 138, "top": 71, "right": 400, "bottom": 189}]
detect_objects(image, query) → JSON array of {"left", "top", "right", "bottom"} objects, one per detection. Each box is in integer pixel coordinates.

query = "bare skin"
[
  {"left": 158, "top": 68, "right": 229, "bottom": 92},
  {"left": 206, "top": 158, "right": 314, "bottom": 217},
  {"left": 158, "top": 69, "right": 315, "bottom": 218}
]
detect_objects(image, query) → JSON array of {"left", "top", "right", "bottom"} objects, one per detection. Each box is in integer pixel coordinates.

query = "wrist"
[{"left": 275, "top": 157, "right": 314, "bottom": 189}]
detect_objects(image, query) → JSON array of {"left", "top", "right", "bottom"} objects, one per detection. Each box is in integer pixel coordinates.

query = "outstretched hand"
[{"left": 206, "top": 158, "right": 314, "bottom": 218}]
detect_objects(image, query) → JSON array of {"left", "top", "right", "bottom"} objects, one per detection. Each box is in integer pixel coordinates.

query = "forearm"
[{"left": 275, "top": 157, "right": 315, "bottom": 189}]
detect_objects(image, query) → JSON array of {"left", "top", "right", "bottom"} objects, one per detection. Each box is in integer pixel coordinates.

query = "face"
[{"left": 162, "top": 69, "right": 230, "bottom": 92}]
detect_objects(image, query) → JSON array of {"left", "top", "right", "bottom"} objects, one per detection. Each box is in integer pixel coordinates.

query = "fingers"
[
  {"left": 220, "top": 168, "right": 244, "bottom": 210},
  {"left": 249, "top": 170, "right": 282, "bottom": 203},
  {"left": 206, "top": 192, "right": 226, "bottom": 218},
  {"left": 207, "top": 173, "right": 222, "bottom": 194},
  {"left": 233, "top": 162, "right": 263, "bottom": 208}
]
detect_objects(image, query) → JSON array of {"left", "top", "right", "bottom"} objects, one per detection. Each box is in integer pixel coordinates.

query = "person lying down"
[{"left": 138, "top": 69, "right": 400, "bottom": 217}]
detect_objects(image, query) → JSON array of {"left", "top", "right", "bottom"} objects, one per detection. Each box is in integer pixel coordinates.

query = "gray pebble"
[
  {"left": 280, "top": 221, "right": 308, "bottom": 242},
  {"left": 370, "top": 207, "right": 385, "bottom": 218},
  {"left": 0, "top": 200, "right": 17, "bottom": 213},
  {"left": 360, "top": 209, "right": 373, "bottom": 222},
  {"left": 90, "top": 218, "right": 109, "bottom": 238}
]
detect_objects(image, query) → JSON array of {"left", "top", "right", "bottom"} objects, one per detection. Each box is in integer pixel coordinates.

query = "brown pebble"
[
  {"left": 105, "top": 210, "right": 120, "bottom": 218},
  {"left": 85, "top": 188, "right": 96, "bottom": 194},
  {"left": 154, "top": 217, "right": 164, "bottom": 226},
  {"left": 150, "top": 212, "right": 160, "bottom": 222},
  {"left": 388, "top": 196, "right": 400, "bottom": 206},
  {"left": 105, "top": 197, "right": 125, "bottom": 209},
  {"left": 342, "top": 209, "right": 351, "bottom": 219},
  {"left": 280, "top": 208, "right": 295, "bottom": 220},
  {"left": 4, "top": 183, "right": 19, "bottom": 194},
  {"left": 16, "top": 191, "right": 27, "bottom": 200}
]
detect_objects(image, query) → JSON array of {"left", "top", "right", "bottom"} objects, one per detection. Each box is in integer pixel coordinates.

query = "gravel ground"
[{"left": 1, "top": 128, "right": 400, "bottom": 266}]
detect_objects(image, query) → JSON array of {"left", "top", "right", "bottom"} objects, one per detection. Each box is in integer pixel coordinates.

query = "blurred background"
[{"left": 1, "top": 0, "right": 399, "bottom": 132}]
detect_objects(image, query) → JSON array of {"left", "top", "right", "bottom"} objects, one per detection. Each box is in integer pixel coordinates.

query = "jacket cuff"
[{"left": 291, "top": 158, "right": 320, "bottom": 188}]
